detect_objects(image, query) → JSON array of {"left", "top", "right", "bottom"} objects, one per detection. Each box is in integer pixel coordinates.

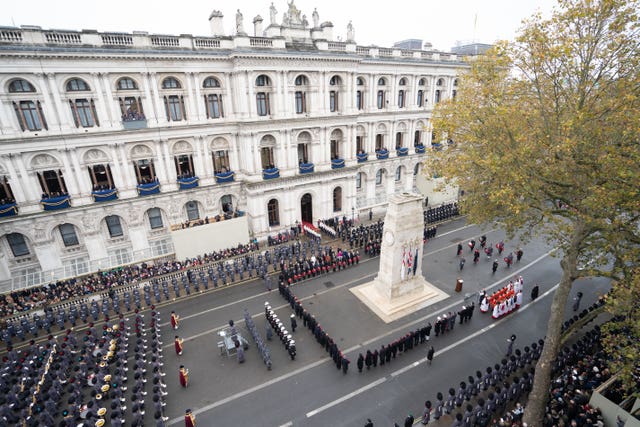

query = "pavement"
[{"left": 154, "top": 217, "right": 612, "bottom": 427}]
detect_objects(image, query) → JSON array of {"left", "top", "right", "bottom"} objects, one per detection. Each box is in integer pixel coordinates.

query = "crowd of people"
[
  {"left": 424, "top": 202, "right": 460, "bottom": 224},
  {"left": 121, "top": 110, "right": 145, "bottom": 122},
  {"left": 0, "top": 309, "right": 169, "bottom": 426},
  {"left": 0, "top": 240, "right": 261, "bottom": 319},
  {"left": 40, "top": 190, "right": 69, "bottom": 200},
  {"left": 266, "top": 226, "right": 301, "bottom": 246}
]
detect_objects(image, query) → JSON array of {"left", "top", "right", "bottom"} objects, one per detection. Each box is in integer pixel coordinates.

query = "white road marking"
[{"left": 305, "top": 377, "right": 387, "bottom": 418}]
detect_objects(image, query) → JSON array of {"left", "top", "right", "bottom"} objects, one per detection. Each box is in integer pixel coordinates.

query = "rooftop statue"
[
  {"left": 269, "top": 3, "right": 278, "bottom": 25},
  {"left": 312, "top": 8, "right": 319, "bottom": 28}
]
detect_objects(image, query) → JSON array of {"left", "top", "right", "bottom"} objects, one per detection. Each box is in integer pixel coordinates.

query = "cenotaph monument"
[{"left": 351, "top": 192, "right": 448, "bottom": 322}]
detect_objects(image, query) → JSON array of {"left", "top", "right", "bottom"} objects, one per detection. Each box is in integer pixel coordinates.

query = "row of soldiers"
[
  {"left": 277, "top": 248, "right": 360, "bottom": 285},
  {"left": 278, "top": 281, "right": 350, "bottom": 374},
  {"left": 344, "top": 220, "right": 384, "bottom": 249},
  {"left": 244, "top": 308, "right": 272, "bottom": 369},
  {"left": 265, "top": 303, "right": 296, "bottom": 360},
  {"left": 420, "top": 339, "right": 545, "bottom": 425},
  {"left": 424, "top": 201, "right": 460, "bottom": 224}
]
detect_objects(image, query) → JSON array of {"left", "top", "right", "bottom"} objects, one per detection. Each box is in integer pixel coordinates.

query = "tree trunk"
[{"left": 523, "top": 225, "right": 583, "bottom": 426}]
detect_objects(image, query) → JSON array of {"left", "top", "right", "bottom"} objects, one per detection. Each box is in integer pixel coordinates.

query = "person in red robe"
[
  {"left": 170, "top": 311, "right": 180, "bottom": 330},
  {"left": 179, "top": 365, "right": 189, "bottom": 388},
  {"left": 175, "top": 336, "right": 184, "bottom": 356},
  {"left": 185, "top": 408, "right": 196, "bottom": 427}
]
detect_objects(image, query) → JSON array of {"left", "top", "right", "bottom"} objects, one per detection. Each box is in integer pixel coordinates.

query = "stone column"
[
  {"left": 369, "top": 73, "right": 376, "bottom": 111},
  {"left": 70, "top": 148, "right": 93, "bottom": 196},
  {"left": 3, "top": 155, "right": 26, "bottom": 203},
  {"left": 390, "top": 75, "right": 397, "bottom": 109},
  {"left": 141, "top": 73, "right": 158, "bottom": 125},
  {"left": 107, "top": 145, "right": 126, "bottom": 190},
  {"left": 252, "top": 136, "right": 261, "bottom": 172},
  {"left": 184, "top": 72, "right": 198, "bottom": 123},
  {"left": 246, "top": 71, "right": 255, "bottom": 118},
  {"left": 90, "top": 73, "right": 111, "bottom": 128},
  {"left": 36, "top": 74, "right": 61, "bottom": 129},
  {"left": 118, "top": 144, "right": 137, "bottom": 187},
  {"left": 58, "top": 149, "right": 79, "bottom": 196},
  {"left": 192, "top": 72, "right": 206, "bottom": 121},
  {"left": 149, "top": 73, "right": 167, "bottom": 125},
  {"left": 14, "top": 155, "right": 39, "bottom": 203},
  {"left": 101, "top": 74, "right": 122, "bottom": 128}
]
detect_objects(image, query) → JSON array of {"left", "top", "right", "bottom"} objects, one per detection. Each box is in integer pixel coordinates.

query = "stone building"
[{"left": 0, "top": 1, "right": 466, "bottom": 288}]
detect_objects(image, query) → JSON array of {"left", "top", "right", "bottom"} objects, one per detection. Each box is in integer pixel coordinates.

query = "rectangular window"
[
  {"left": 64, "top": 257, "right": 89, "bottom": 277},
  {"left": 186, "top": 201, "right": 200, "bottom": 221},
  {"left": 297, "top": 144, "right": 309, "bottom": 163},
  {"left": 417, "top": 90, "right": 424, "bottom": 107},
  {"left": 256, "top": 92, "right": 269, "bottom": 116},
  {"left": 59, "top": 224, "right": 79, "bottom": 247},
  {"left": 356, "top": 136, "right": 364, "bottom": 153},
  {"left": 398, "top": 90, "right": 405, "bottom": 108},
  {"left": 435, "top": 90, "right": 441, "bottom": 103},
  {"left": 261, "top": 147, "right": 275, "bottom": 169},
  {"left": 109, "top": 248, "right": 132, "bottom": 266},
  {"left": 205, "top": 94, "right": 222, "bottom": 118},
  {"left": 165, "top": 95, "right": 183, "bottom": 121},
  {"left": 377, "top": 90, "right": 385, "bottom": 109},
  {"left": 213, "top": 150, "right": 230, "bottom": 173},
  {"left": 148, "top": 208, "right": 164, "bottom": 229},
  {"left": 150, "top": 238, "right": 172, "bottom": 256},
  {"left": 70, "top": 99, "right": 95, "bottom": 127},
  {"left": 295, "top": 91, "right": 306, "bottom": 114},
  {"left": 106, "top": 216, "right": 123, "bottom": 238},
  {"left": 330, "top": 140, "right": 340, "bottom": 159},
  {"left": 395, "top": 133, "right": 403, "bottom": 149},
  {"left": 14, "top": 101, "right": 44, "bottom": 131},
  {"left": 356, "top": 91, "right": 363, "bottom": 110},
  {"left": 375, "top": 134, "right": 384, "bottom": 151},
  {"left": 356, "top": 173, "right": 362, "bottom": 190},
  {"left": 7, "top": 233, "right": 29, "bottom": 257},
  {"left": 329, "top": 91, "right": 338, "bottom": 112}
]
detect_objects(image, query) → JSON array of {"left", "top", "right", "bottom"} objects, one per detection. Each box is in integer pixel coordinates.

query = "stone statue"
[
  {"left": 286, "top": 0, "right": 302, "bottom": 26},
  {"left": 269, "top": 2, "right": 277, "bottom": 25},
  {"left": 236, "top": 9, "right": 245, "bottom": 34},
  {"left": 282, "top": 13, "right": 289, "bottom": 26},
  {"left": 347, "top": 20, "right": 355, "bottom": 42},
  {"left": 312, "top": 8, "right": 319, "bottom": 28},
  {"left": 302, "top": 14, "right": 308, "bottom": 28}
]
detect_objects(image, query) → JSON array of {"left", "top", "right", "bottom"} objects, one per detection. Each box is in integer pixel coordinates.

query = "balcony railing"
[
  {"left": 263, "top": 167, "right": 280, "bottom": 180},
  {"left": 299, "top": 162, "right": 315, "bottom": 174},
  {"left": 376, "top": 149, "right": 389, "bottom": 160},
  {"left": 214, "top": 170, "right": 235, "bottom": 183},
  {"left": 331, "top": 158, "right": 345, "bottom": 169},
  {"left": 0, "top": 202, "right": 18, "bottom": 217},
  {"left": 92, "top": 188, "right": 118, "bottom": 202},
  {"left": 415, "top": 145, "right": 426, "bottom": 154},
  {"left": 177, "top": 176, "right": 199, "bottom": 190},
  {"left": 40, "top": 194, "right": 71, "bottom": 211},
  {"left": 356, "top": 152, "right": 369, "bottom": 163},
  {"left": 137, "top": 181, "right": 161, "bottom": 196},
  {"left": 397, "top": 147, "right": 409, "bottom": 156}
]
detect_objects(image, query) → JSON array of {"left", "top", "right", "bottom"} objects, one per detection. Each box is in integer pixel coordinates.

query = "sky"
[{"left": 1, "top": 0, "right": 558, "bottom": 52}]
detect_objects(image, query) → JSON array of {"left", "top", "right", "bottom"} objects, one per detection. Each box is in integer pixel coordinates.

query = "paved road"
[{"left": 157, "top": 218, "right": 611, "bottom": 427}]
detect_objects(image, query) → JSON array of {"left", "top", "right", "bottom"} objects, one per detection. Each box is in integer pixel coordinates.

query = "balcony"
[
  {"left": 299, "top": 162, "right": 315, "bottom": 174},
  {"left": 376, "top": 149, "right": 389, "bottom": 160},
  {"left": 177, "top": 176, "right": 199, "bottom": 190},
  {"left": 122, "top": 113, "right": 147, "bottom": 130},
  {"left": 356, "top": 152, "right": 369, "bottom": 163},
  {"left": 415, "top": 145, "right": 426, "bottom": 154},
  {"left": 431, "top": 142, "right": 443, "bottom": 151},
  {"left": 331, "top": 158, "right": 345, "bottom": 169},
  {"left": 137, "top": 181, "right": 161, "bottom": 196},
  {"left": 40, "top": 194, "right": 71, "bottom": 211},
  {"left": 0, "top": 202, "right": 18, "bottom": 217},
  {"left": 92, "top": 188, "right": 118, "bottom": 202},
  {"left": 214, "top": 170, "right": 235, "bottom": 183},
  {"left": 397, "top": 147, "right": 409, "bottom": 157},
  {"left": 263, "top": 167, "right": 280, "bottom": 180}
]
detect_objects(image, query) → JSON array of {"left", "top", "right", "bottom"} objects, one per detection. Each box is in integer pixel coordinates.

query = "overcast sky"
[{"left": 1, "top": 0, "right": 558, "bottom": 52}]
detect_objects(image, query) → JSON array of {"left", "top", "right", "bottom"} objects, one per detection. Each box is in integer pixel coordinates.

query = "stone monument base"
[{"left": 350, "top": 277, "right": 449, "bottom": 323}]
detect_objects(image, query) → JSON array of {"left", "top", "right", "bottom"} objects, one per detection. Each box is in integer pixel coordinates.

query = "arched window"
[
  {"left": 376, "top": 169, "right": 384, "bottom": 185},
  {"left": 6, "top": 233, "right": 29, "bottom": 257},
  {"left": 329, "top": 75, "right": 341, "bottom": 86},
  {"left": 105, "top": 215, "right": 123, "bottom": 238},
  {"left": 221, "top": 195, "right": 233, "bottom": 213},
  {"left": 399, "top": 78, "right": 407, "bottom": 86},
  {"left": 66, "top": 78, "right": 90, "bottom": 92},
  {"left": 162, "top": 77, "right": 181, "bottom": 89},
  {"left": 418, "top": 78, "right": 426, "bottom": 86},
  {"left": 147, "top": 208, "right": 164, "bottom": 229},
  {"left": 256, "top": 75, "right": 271, "bottom": 86},
  {"left": 117, "top": 77, "right": 138, "bottom": 90},
  {"left": 417, "top": 90, "right": 424, "bottom": 107},
  {"left": 453, "top": 79, "right": 459, "bottom": 86},
  {"left": 186, "top": 201, "right": 200, "bottom": 221},
  {"left": 333, "top": 187, "right": 342, "bottom": 212},
  {"left": 437, "top": 78, "right": 444, "bottom": 86},
  {"left": 378, "top": 78, "right": 386, "bottom": 86},
  {"left": 398, "top": 90, "right": 405, "bottom": 108},
  {"left": 59, "top": 223, "right": 79, "bottom": 247},
  {"left": 356, "top": 172, "right": 363, "bottom": 189},
  {"left": 203, "top": 77, "right": 221, "bottom": 88},
  {"left": 395, "top": 166, "right": 402, "bottom": 181},
  {"left": 294, "top": 75, "right": 308, "bottom": 114},
  {"left": 9, "top": 79, "right": 36, "bottom": 93},
  {"left": 294, "top": 75, "right": 308, "bottom": 86},
  {"left": 267, "top": 199, "right": 280, "bottom": 226},
  {"left": 356, "top": 77, "right": 364, "bottom": 86}
]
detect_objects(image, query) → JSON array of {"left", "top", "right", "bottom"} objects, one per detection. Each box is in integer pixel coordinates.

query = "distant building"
[
  {"left": 393, "top": 39, "right": 424, "bottom": 50},
  {"left": 451, "top": 43, "right": 493, "bottom": 56}
]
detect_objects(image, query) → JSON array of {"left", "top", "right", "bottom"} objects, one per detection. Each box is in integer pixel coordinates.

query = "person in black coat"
[
  {"left": 531, "top": 284, "right": 540, "bottom": 300},
  {"left": 404, "top": 414, "right": 414, "bottom": 427},
  {"left": 427, "top": 346, "right": 434, "bottom": 365},
  {"left": 357, "top": 353, "right": 364, "bottom": 373},
  {"left": 365, "top": 350, "right": 373, "bottom": 370}
]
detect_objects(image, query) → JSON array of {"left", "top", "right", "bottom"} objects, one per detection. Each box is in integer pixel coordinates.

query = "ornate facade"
[{"left": 0, "top": 1, "right": 467, "bottom": 288}]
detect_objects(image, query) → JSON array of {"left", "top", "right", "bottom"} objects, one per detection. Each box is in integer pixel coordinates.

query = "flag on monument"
[
  {"left": 407, "top": 247, "right": 413, "bottom": 275},
  {"left": 413, "top": 248, "right": 419, "bottom": 275},
  {"left": 401, "top": 248, "right": 406, "bottom": 281}
]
